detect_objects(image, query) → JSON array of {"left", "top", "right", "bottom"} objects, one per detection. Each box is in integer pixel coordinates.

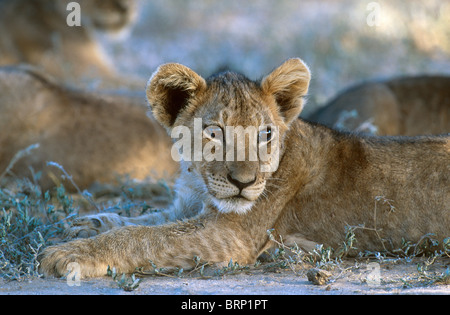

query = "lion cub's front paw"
[
  {"left": 38, "top": 239, "right": 107, "bottom": 278},
  {"left": 65, "top": 213, "right": 125, "bottom": 239}
]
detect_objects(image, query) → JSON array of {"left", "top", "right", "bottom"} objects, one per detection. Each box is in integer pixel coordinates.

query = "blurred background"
[{"left": 101, "top": 0, "right": 450, "bottom": 116}]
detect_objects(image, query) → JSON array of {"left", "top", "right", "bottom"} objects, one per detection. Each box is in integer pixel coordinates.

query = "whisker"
[
  {"left": 259, "top": 191, "right": 270, "bottom": 202},
  {"left": 265, "top": 182, "right": 283, "bottom": 190},
  {"left": 267, "top": 177, "right": 287, "bottom": 183},
  {"left": 262, "top": 188, "right": 276, "bottom": 198}
]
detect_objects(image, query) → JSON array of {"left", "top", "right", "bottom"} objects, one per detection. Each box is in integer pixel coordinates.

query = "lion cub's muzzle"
[
  {"left": 227, "top": 174, "right": 256, "bottom": 193},
  {"left": 207, "top": 172, "right": 266, "bottom": 214},
  {"left": 207, "top": 172, "right": 265, "bottom": 201}
]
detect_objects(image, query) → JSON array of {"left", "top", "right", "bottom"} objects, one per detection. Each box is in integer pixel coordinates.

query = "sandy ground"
[
  {"left": 1, "top": 1, "right": 449, "bottom": 299},
  {"left": 1, "top": 259, "right": 449, "bottom": 295}
]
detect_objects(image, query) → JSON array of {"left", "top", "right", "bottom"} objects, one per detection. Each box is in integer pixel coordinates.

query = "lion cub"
[{"left": 39, "top": 59, "right": 449, "bottom": 278}]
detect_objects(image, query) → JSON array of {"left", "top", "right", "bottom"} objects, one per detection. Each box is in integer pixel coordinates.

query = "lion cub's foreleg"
[{"left": 39, "top": 213, "right": 258, "bottom": 278}]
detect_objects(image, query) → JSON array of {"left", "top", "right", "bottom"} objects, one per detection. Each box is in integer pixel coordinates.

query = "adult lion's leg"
[
  {"left": 65, "top": 197, "right": 203, "bottom": 239},
  {"left": 39, "top": 213, "right": 259, "bottom": 278},
  {"left": 64, "top": 210, "right": 182, "bottom": 239}
]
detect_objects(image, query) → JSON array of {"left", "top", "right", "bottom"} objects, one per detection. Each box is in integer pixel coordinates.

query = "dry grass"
[{"left": 0, "top": 156, "right": 173, "bottom": 281}]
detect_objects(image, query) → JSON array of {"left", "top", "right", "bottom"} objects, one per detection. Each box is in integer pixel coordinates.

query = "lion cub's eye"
[
  {"left": 259, "top": 126, "right": 273, "bottom": 143},
  {"left": 204, "top": 125, "right": 223, "bottom": 141}
]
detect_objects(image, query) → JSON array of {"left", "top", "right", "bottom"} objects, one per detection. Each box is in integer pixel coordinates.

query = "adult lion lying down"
[
  {"left": 39, "top": 59, "right": 449, "bottom": 278},
  {"left": 0, "top": 66, "right": 177, "bottom": 191},
  {"left": 0, "top": 0, "right": 140, "bottom": 89},
  {"left": 307, "top": 76, "right": 450, "bottom": 136}
]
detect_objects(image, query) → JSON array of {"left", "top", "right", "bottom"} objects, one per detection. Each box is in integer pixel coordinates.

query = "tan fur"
[
  {"left": 39, "top": 59, "right": 449, "bottom": 278},
  {"left": 0, "top": 66, "right": 177, "bottom": 191},
  {"left": 0, "top": 0, "right": 140, "bottom": 88},
  {"left": 307, "top": 76, "right": 450, "bottom": 136}
]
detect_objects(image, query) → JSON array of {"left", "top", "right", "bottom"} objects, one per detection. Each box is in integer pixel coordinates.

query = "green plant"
[
  {"left": 0, "top": 182, "right": 76, "bottom": 280},
  {"left": 107, "top": 265, "right": 142, "bottom": 291}
]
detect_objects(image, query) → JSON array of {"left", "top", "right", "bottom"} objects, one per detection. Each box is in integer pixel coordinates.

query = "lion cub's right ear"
[
  {"left": 146, "top": 63, "right": 207, "bottom": 128},
  {"left": 261, "top": 58, "right": 311, "bottom": 126}
]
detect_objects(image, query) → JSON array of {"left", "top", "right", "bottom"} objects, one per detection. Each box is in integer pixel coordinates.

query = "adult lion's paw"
[
  {"left": 38, "top": 239, "right": 108, "bottom": 278},
  {"left": 65, "top": 213, "right": 125, "bottom": 239}
]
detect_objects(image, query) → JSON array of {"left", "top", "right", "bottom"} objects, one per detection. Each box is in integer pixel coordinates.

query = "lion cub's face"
[{"left": 147, "top": 59, "right": 311, "bottom": 214}]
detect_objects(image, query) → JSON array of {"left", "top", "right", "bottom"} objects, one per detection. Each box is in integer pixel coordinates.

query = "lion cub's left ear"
[
  {"left": 146, "top": 63, "right": 207, "bottom": 128},
  {"left": 261, "top": 58, "right": 311, "bottom": 125}
]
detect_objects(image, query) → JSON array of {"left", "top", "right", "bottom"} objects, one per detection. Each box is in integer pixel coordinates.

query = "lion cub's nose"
[{"left": 227, "top": 174, "right": 256, "bottom": 191}]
